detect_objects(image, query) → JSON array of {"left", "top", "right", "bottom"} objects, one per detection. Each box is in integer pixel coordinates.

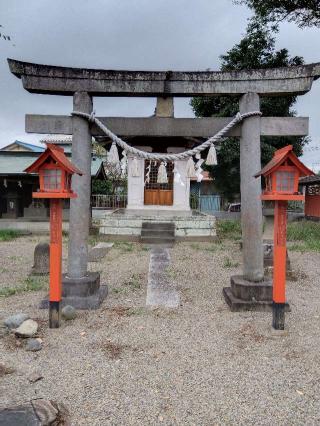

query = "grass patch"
[
  {"left": 114, "top": 242, "right": 134, "bottom": 252},
  {"left": 217, "top": 220, "right": 242, "bottom": 240},
  {"left": 223, "top": 257, "right": 240, "bottom": 268},
  {"left": 190, "top": 242, "right": 223, "bottom": 252},
  {"left": 123, "top": 273, "right": 142, "bottom": 290},
  {"left": 287, "top": 221, "right": 320, "bottom": 252},
  {"left": 0, "top": 276, "right": 47, "bottom": 298},
  {"left": 0, "top": 229, "right": 20, "bottom": 241}
]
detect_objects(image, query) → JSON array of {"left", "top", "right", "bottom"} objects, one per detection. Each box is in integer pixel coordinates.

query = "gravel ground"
[{"left": 0, "top": 236, "right": 320, "bottom": 425}]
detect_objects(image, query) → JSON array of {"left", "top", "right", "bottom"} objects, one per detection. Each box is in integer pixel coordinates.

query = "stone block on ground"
[
  {"left": 0, "top": 399, "right": 70, "bottom": 426},
  {"left": 4, "top": 313, "right": 29, "bottom": 330},
  {"left": 61, "top": 305, "right": 77, "bottom": 320},
  {"left": 223, "top": 275, "right": 290, "bottom": 312},
  {"left": 31, "top": 242, "right": 50, "bottom": 275},
  {"left": 15, "top": 319, "right": 38, "bottom": 338},
  {"left": 26, "top": 338, "right": 42, "bottom": 352},
  {"left": 88, "top": 242, "right": 113, "bottom": 262}
]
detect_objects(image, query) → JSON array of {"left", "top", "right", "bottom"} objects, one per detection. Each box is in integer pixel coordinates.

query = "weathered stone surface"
[
  {"left": 61, "top": 305, "right": 77, "bottom": 320},
  {"left": 88, "top": 242, "right": 113, "bottom": 262},
  {"left": 68, "top": 91, "right": 93, "bottom": 280},
  {"left": 146, "top": 247, "right": 180, "bottom": 308},
  {"left": 31, "top": 399, "right": 58, "bottom": 424},
  {"left": 26, "top": 115, "right": 309, "bottom": 137},
  {"left": 26, "top": 338, "right": 42, "bottom": 352},
  {"left": 0, "top": 399, "right": 70, "bottom": 426},
  {"left": 15, "top": 319, "right": 38, "bottom": 338},
  {"left": 4, "top": 313, "right": 29, "bottom": 330},
  {"left": 31, "top": 242, "right": 49, "bottom": 275},
  {"left": 223, "top": 276, "right": 291, "bottom": 312},
  {"left": 62, "top": 272, "right": 108, "bottom": 310},
  {"left": 8, "top": 58, "right": 320, "bottom": 96},
  {"left": 0, "top": 405, "right": 40, "bottom": 426},
  {"left": 240, "top": 92, "right": 264, "bottom": 282}
]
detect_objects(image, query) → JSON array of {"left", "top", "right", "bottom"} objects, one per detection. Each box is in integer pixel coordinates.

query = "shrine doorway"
[{"left": 144, "top": 160, "right": 174, "bottom": 206}]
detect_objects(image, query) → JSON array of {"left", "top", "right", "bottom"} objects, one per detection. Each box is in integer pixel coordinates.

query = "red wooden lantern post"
[
  {"left": 255, "top": 146, "right": 313, "bottom": 329},
  {"left": 25, "top": 145, "right": 83, "bottom": 328}
]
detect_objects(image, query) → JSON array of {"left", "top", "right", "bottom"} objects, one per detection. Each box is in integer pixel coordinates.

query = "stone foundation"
[
  {"left": 98, "top": 210, "right": 216, "bottom": 241},
  {"left": 40, "top": 272, "right": 108, "bottom": 310},
  {"left": 223, "top": 275, "right": 290, "bottom": 312}
]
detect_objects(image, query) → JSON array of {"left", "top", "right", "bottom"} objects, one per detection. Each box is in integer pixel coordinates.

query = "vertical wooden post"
[
  {"left": 272, "top": 200, "right": 287, "bottom": 329},
  {"left": 49, "top": 198, "right": 62, "bottom": 328}
]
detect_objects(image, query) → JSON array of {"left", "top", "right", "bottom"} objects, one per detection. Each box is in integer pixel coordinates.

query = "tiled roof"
[{"left": 299, "top": 175, "right": 320, "bottom": 185}]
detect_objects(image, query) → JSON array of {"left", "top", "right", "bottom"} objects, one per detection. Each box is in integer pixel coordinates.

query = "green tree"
[
  {"left": 191, "top": 21, "right": 308, "bottom": 201},
  {"left": 236, "top": 0, "right": 320, "bottom": 28}
]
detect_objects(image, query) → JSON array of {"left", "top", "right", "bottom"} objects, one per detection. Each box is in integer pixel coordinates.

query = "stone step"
[
  {"left": 142, "top": 222, "right": 175, "bottom": 230},
  {"left": 141, "top": 236, "right": 175, "bottom": 244},
  {"left": 141, "top": 229, "right": 175, "bottom": 238}
]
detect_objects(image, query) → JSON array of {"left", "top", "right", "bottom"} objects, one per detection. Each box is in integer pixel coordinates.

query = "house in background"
[
  {"left": 0, "top": 140, "right": 45, "bottom": 153},
  {"left": 299, "top": 175, "right": 320, "bottom": 220},
  {"left": 0, "top": 140, "right": 103, "bottom": 219},
  {"left": 190, "top": 171, "right": 222, "bottom": 213}
]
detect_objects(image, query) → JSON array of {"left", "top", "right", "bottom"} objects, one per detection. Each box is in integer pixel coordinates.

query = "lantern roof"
[
  {"left": 24, "top": 144, "right": 83, "bottom": 175},
  {"left": 255, "top": 145, "right": 314, "bottom": 178}
]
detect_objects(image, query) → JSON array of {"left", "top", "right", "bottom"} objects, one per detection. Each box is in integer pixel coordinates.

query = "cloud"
[{"left": 0, "top": 0, "right": 319, "bottom": 167}]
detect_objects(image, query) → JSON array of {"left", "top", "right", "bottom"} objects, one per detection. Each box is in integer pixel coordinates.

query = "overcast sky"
[{"left": 1, "top": 0, "right": 320, "bottom": 168}]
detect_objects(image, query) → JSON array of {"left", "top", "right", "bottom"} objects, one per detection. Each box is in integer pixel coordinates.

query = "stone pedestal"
[
  {"left": 223, "top": 275, "right": 290, "bottom": 312},
  {"left": 62, "top": 272, "right": 108, "bottom": 310}
]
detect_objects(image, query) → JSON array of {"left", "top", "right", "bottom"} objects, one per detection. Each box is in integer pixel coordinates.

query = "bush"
[
  {"left": 287, "top": 221, "right": 320, "bottom": 252},
  {"left": 0, "top": 229, "right": 20, "bottom": 241},
  {"left": 217, "top": 219, "right": 242, "bottom": 240}
]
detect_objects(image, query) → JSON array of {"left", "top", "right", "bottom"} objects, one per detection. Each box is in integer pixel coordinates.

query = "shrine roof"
[
  {"left": 255, "top": 145, "right": 314, "bottom": 178},
  {"left": 24, "top": 144, "right": 83, "bottom": 175}
]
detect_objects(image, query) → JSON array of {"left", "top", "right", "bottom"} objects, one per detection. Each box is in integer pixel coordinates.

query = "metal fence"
[{"left": 91, "top": 194, "right": 127, "bottom": 209}]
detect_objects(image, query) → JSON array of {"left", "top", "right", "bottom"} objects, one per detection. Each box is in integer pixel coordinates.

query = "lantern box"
[
  {"left": 25, "top": 144, "right": 83, "bottom": 198},
  {"left": 255, "top": 145, "right": 314, "bottom": 201}
]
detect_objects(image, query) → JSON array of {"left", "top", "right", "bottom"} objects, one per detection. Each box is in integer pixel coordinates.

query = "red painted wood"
[
  {"left": 305, "top": 194, "right": 320, "bottom": 218},
  {"left": 49, "top": 199, "right": 62, "bottom": 302},
  {"left": 273, "top": 201, "right": 287, "bottom": 303}
]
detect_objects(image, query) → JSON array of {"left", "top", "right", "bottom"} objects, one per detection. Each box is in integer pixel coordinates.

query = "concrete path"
[{"left": 146, "top": 246, "right": 180, "bottom": 308}]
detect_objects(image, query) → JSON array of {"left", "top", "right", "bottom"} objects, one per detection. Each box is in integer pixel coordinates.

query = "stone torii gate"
[{"left": 8, "top": 58, "right": 320, "bottom": 310}]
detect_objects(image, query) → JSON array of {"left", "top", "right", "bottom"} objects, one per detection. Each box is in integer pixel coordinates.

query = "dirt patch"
[
  {"left": 238, "top": 323, "right": 267, "bottom": 343},
  {"left": 96, "top": 340, "right": 130, "bottom": 360},
  {"left": 0, "top": 362, "right": 15, "bottom": 377}
]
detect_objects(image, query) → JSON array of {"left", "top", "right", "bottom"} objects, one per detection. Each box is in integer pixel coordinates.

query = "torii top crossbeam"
[{"left": 8, "top": 59, "right": 320, "bottom": 96}]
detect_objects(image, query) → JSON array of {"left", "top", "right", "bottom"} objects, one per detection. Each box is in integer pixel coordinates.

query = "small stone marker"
[
  {"left": 61, "top": 305, "right": 77, "bottom": 320},
  {"left": 146, "top": 247, "right": 180, "bottom": 308},
  {"left": 15, "top": 319, "right": 38, "bottom": 338},
  {"left": 88, "top": 242, "right": 114, "bottom": 262},
  {"left": 4, "top": 313, "right": 29, "bottom": 329},
  {"left": 31, "top": 242, "right": 50, "bottom": 275}
]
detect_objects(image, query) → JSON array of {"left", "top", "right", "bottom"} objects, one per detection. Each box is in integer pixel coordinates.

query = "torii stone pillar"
[
  {"left": 62, "top": 91, "right": 108, "bottom": 309},
  {"left": 223, "top": 92, "right": 272, "bottom": 311},
  {"left": 240, "top": 92, "right": 264, "bottom": 281}
]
